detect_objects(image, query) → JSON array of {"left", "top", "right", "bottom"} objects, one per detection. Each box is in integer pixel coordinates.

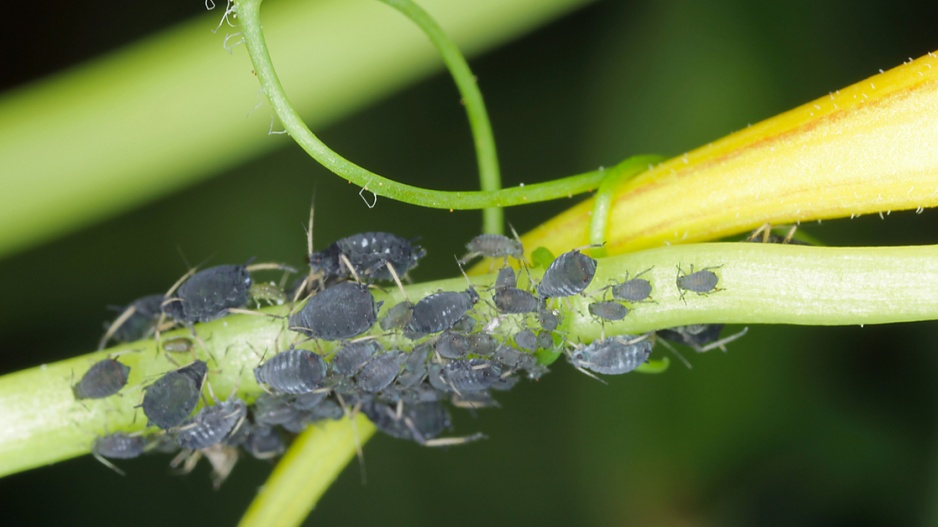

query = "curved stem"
[
  {"left": 236, "top": 0, "right": 637, "bottom": 210},
  {"left": 376, "top": 0, "right": 504, "bottom": 234},
  {"left": 589, "top": 155, "right": 668, "bottom": 256}
]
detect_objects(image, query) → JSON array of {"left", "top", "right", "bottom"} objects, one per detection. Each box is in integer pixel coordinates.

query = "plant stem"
[
  {"left": 3, "top": 242, "right": 938, "bottom": 479},
  {"left": 376, "top": 0, "right": 504, "bottom": 234},
  {"left": 235, "top": 0, "right": 645, "bottom": 210}
]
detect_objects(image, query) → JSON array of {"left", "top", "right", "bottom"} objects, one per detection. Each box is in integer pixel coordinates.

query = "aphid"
[
  {"left": 142, "top": 360, "right": 208, "bottom": 430},
  {"left": 92, "top": 432, "right": 148, "bottom": 474},
  {"left": 514, "top": 329, "right": 538, "bottom": 351},
  {"left": 494, "top": 266, "right": 517, "bottom": 289},
  {"left": 493, "top": 344, "right": 538, "bottom": 372},
  {"left": 588, "top": 301, "right": 628, "bottom": 322},
  {"left": 451, "top": 315, "right": 476, "bottom": 333},
  {"left": 99, "top": 294, "right": 165, "bottom": 348},
  {"left": 536, "top": 330, "right": 554, "bottom": 350},
  {"left": 72, "top": 358, "right": 131, "bottom": 400},
  {"left": 254, "top": 347, "right": 328, "bottom": 394},
  {"left": 252, "top": 393, "right": 300, "bottom": 426},
  {"left": 459, "top": 234, "right": 523, "bottom": 265},
  {"left": 162, "top": 264, "right": 252, "bottom": 324},
  {"left": 249, "top": 282, "right": 287, "bottom": 306},
  {"left": 676, "top": 264, "right": 723, "bottom": 302},
  {"left": 361, "top": 400, "right": 452, "bottom": 445},
  {"left": 435, "top": 331, "right": 470, "bottom": 359},
  {"left": 442, "top": 359, "right": 503, "bottom": 393},
  {"left": 492, "top": 287, "right": 539, "bottom": 314},
  {"left": 608, "top": 268, "right": 653, "bottom": 303},
  {"left": 397, "top": 343, "right": 431, "bottom": 388},
  {"left": 537, "top": 249, "right": 598, "bottom": 298},
  {"left": 568, "top": 334, "right": 652, "bottom": 375},
  {"left": 332, "top": 340, "right": 384, "bottom": 377},
  {"left": 657, "top": 324, "right": 749, "bottom": 353},
  {"left": 161, "top": 337, "right": 195, "bottom": 354},
  {"left": 306, "top": 398, "right": 344, "bottom": 421},
  {"left": 309, "top": 232, "right": 426, "bottom": 283},
  {"left": 379, "top": 300, "right": 414, "bottom": 331},
  {"left": 537, "top": 303, "right": 560, "bottom": 332},
  {"left": 174, "top": 397, "right": 247, "bottom": 450},
  {"left": 356, "top": 350, "right": 407, "bottom": 393},
  {"left": 290, "top": 391, "right": 329, "bottom": 411},
  {"left": 468, "top": 333, "right": 498, "bottom": 357},
  {"left": 238, "top": 424, "right": 285, "bottom": 460},
  {"left": 289, "top": 281, "right": 379, "bottom": 340},
  {"left": 406, "top": 288, "right": 480, "bottom": 335}
]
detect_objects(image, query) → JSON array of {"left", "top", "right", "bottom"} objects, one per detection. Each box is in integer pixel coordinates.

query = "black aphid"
[
  {"left": 493, "top": 287, "right": 539, "bottom": 314},
  {"left": 537, "top": 303, "right": 560, "bottom": 332},
  {"left": 175, "top": 398, "right": 247, "bottom": 450},
  {"left": 332, "top": 340, "right": 384, "bottom": 377},
  {"left": 252, "top": 393, "right": 301, "bottom": 426},
  {"left": 289, "top": 282, "right": 379, "bottom": 340},
  {"left": 99, "top": 294, "right": 165, "bottom": 348},
  {"left": 459, "top": 234, "right": 523, "bottom": 265},
  {"left": 254, "top": 347, "right": 328, "bottom": 394},
  {"left": 397, "top": 343, "right": 431, "bottom": 388},
  {"left": 291, "top": 391, "right": 329, "bottom": 411},
  {"left": 657, "top": 324, "right": 749, "bottom": 353},
  {"left": 379, "top": 300, "right": 414, "bottom": 331},
  {"left": 237, "top": 424, "right": 285, "bottom": 460},
  {"left": 162, "top": 264, "right": 252, "bottom": 324},
  {"left": 309, "top": 232, "right": 426, "bottom": 283},
  {"left": 361, "top": 400, "right": 451, "bottom": 444},
  {"left": 356, "top": 350, "right": 407, "bottom": 393},
  {"left": 588, "top": 301, "right": 628, "bottom": 322},
  {"left": 468, "top": 333, "right": 498, "bottom": 357},
  {"left": 494, "top": 266, "right": 517, "bottom": 289},
  {"left": 675, "top": 264, "right": 722, "bottom": 302},
  {"left": 442, "top": 359, "right": 503, "bottom": 393},
  {"left": 536, "top": 330, "right": 554, "bottom": 350},
  {"left": 493, "top": 344, "right": 539, "bottom": 373},
  {"left": 72, "top": 358, "right": 131, "bottom": 400},
  {"left": 406, "top": 288, "right": 479, "bottom": 335},
  {"left": 142, "top": 360, "right": 208, "bottom": 430},
  {"left": 608, "top": 269, "right": 653, "bottom": 303},
  {"left": 93, "top": 432, "right": 147, "bottom": 460},
  {"left": 435, "top": 331, "right": 470, "bottom": 359},
  {"left": 514, "top": 329, "right": 538, "bottom": 351},
  {"left": 568, "top": 334, "right": 652, "bottom": 375},
  {"left": 537, "top": 249, "right": 597, "bottom": 298}
]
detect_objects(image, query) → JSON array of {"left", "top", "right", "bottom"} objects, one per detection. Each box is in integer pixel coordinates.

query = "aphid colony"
[{"left": 78, "top": 227, "right": 745, "bottom": 483}]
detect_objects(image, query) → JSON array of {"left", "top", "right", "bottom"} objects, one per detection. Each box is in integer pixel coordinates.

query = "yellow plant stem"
[{"left": 524, "top": 51, "right": 938, "bottom": 256}]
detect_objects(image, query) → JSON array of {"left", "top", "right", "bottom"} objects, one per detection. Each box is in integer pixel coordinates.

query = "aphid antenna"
[
  {"left": 652, "top": 335, "right": 693, "bottom": 370},
  {"left": 226, "top": 307, "right": 287, "bottom": 320},
  {"left": 384, "top": 261, "right": 412, "bottom": 304},
  {"left": 452, "top": 256, "right": 480, "bottom": 297},
  {"left": 694, "top": 326, "right": 750, "bottom": 353},
  {"left": 244, "top": 261, "right": 298, "bottom": 274}
]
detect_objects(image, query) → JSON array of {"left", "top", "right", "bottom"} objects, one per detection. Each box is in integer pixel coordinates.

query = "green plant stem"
[
  {"left": 235, "top": 0, "right": 645, "bottom": 210},
  {"left": 3, "top": 242, "right": 938, "bottom": 479},
  {"left": 376, "top": 0, "right": 504, "bottom": 234},
  {"left": 589, "top": 155, "right": 668, "bottom": 256}
]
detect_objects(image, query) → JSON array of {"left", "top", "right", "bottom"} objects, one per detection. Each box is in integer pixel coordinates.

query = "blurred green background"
[{"left": 2, "top": 1, "right": 938, "bottom": 525}]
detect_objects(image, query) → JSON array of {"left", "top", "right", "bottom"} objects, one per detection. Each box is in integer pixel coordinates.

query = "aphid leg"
[
  {"left": 338, "top": 253, "right": 365, "bottom": 284},
  {"left": 694, "top": 326, "right": 749, "bottom": 353},
  {"left": 92, "top": 452, "right": 128, "bottom": 476},
  {"left": 421, "top": 432, "right": 488, "bottom": 448},
  {"left": 782, "top": 225, "right": 798, "bottom": 244},
  {"left": 385, "top": 262, "right": 412, "bottom": 304},
  {"left": 652, "top": 336, "right": 693, "bottom": 369},
  {"left": 98, "top": 305, "right": 139, "bottom": 350}
]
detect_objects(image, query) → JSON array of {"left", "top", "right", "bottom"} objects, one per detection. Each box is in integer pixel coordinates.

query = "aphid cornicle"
[
  {"left": 568, "top": 334, "right": 653, "bottom": 375},
  {"left": 142, "top": 360, "right": 208, "bottom": 430},
  {"left": 289, "top": 282, "right": 379, "bottom": 341},
  {"left": 675, "top": 264, "right": 723, "bottom": 301},
  {"left": 537, "top": 249, "right": 598, "bottom": 298},
  {"left": 72, "top": 358, "right": 131, "bottom": 400},
  {"left": 309, "top": 232, "right": 426, "bottom": 283},
  {"left": 174, "top": 397, "right": 247, "bottom": 450},
  {"left": 254, "top": 347, "right": 328, "bottom": 394}
]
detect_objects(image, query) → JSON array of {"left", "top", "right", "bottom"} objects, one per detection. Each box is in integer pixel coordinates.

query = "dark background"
[{"left": 2, "top": 1, "right": 938, "bottom": 525}]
